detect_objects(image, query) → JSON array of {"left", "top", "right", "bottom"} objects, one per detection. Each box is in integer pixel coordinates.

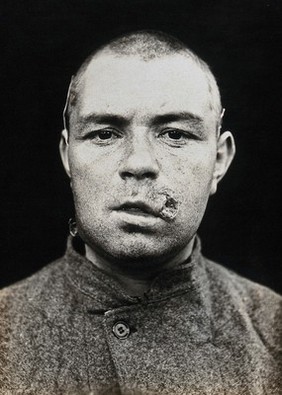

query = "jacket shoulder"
[
  {"left": 0, "top": 257, "right": 67, "bottom": 317},
  {"left": 205, "top": 257, "right": 282, "bottom": 305},
  {"left": 204, "top": 257, "right": 282, "bottom": 352}
]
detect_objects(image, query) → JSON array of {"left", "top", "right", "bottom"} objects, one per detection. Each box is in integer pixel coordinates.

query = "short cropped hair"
[{"left": 63, "top": 30, "right": 223, "bottom": 132}]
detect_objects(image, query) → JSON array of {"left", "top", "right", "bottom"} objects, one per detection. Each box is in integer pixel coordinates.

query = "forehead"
[{"left": 76, "top": 53, "right": 214, "bottom": 125}]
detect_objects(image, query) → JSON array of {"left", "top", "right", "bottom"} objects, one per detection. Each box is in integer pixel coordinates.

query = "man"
[{"left": 0, "top": 31, "right": 281, "bottom": 394}]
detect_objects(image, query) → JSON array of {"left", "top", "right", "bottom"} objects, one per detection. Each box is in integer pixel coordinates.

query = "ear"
[
  {"left": 59, "top": 129, "right": 71, "bottom": 178},
  {"left": 210, "top": 131, "right": 236, "bottom": 195}
]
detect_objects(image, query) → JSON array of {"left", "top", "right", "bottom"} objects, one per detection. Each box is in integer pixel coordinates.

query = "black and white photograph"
[{"left": 1, "top": 1, "right": 281, "bottom": 393}]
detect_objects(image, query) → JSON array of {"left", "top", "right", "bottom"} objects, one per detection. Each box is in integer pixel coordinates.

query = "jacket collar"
[{"left": 64, "top": 235, "right": 210, "bottom": 312}]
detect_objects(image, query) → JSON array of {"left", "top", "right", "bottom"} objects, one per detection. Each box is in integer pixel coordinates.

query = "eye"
[
  {"left": 83, "top": 128, "right": 121, "bottom": 144},
  {"left": 166, "top": 130, "right": 184, "bottom": 140},
  {"left": 96, "top": 130, "right": 114, "bottom": 140},
  {"left": 159, "top": 128, "right": 193, "bottom": 146}
]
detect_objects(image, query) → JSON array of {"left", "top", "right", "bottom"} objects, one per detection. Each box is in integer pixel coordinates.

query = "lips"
[{"left": 114, "top": 201, "right": 160, "bottom": 217}]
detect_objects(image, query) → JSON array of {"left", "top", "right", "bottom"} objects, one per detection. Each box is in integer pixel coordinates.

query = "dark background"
[{"left": 1, "top": 0, "right": 281, "bottom": 293}]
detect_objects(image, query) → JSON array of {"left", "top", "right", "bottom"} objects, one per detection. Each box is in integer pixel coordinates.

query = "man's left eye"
[
  {"left": 166, "top": 130, "right": 184, "bottom": 140},
  {"left": 160, "top": 129, "right": 191, "bottom": 142},
  {"left": 158, "top": 128, "right": 199, "bottom": 146}
]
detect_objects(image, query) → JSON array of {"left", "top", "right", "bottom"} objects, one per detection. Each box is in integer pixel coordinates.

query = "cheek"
[
  {"left": 69, "top": 142, "right": 216, "bottom": 213},
  {"left": 162, "top": 148, "right": 216, "bottom": 194},
  {"left": 162, "top": 151, "right": 216, "bottom": 223},
  {"left": 68, "top": 149, "right": 114, "bottom": 210}
]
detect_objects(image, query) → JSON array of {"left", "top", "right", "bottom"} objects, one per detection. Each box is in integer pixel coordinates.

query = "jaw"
[{"left": 83, "top": 231, "right": 196, "bottom": 279}]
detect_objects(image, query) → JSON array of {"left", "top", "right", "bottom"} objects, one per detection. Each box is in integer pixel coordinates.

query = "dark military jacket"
[{"left": 0, "top": 237, "right": 281, "bottom": 394}]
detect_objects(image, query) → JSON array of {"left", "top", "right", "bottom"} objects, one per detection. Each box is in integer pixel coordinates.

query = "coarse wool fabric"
[{"left": 0, "top": 236, "right": 281, "bottom": 395}]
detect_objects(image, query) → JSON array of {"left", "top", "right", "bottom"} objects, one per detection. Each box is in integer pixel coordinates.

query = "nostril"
[
  {"left": 141, "top": 171, "right": 157, "bottom": 180},
  {"left": 120, "top": 171, "right": 135, "bottom": 180},
  {"left": 120, "top": 170, "right": 157, "bottom": 180}
]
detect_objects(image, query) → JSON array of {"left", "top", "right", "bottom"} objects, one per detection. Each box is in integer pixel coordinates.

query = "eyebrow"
[
  {"left": 150, "top": 112, "right": 204, "bottom": 127},
  {"left": 79, "top": 113, "right": 129, "bottom": 128},
  {"left": 79, "top": 111, "right": 204, "bottom": 128}
]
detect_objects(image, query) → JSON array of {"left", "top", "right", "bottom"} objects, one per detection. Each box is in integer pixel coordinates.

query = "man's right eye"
[
  {"left": 83, "top": 128, "right": 121, "bottom": 142},
  {"left": 96, "top": 130, "right": 114, "bottom": 140}
]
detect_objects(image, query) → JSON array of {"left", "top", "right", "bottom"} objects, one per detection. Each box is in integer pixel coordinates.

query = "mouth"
[{"left": 116, "top": 201, "right": 159, "bottom": 218}]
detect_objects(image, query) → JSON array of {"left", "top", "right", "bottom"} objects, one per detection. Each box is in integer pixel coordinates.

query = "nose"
[{"left": 119, "top": 133, "right": 160, "bottom": 180}]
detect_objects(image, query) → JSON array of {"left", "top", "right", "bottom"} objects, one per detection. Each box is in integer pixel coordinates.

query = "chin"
[
  {"left": 107, "top": 240, "right": 173, "bottom": 263},
  {"left": 83, "top": 232, "right": 191, "bottom": 273}
]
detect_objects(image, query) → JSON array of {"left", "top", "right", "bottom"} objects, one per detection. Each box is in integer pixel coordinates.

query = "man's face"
[{"left": 62, "top": 53, "right": 222, "bottom": 265}]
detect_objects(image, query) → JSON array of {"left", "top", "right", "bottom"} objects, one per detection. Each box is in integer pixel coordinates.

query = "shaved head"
[
  {"left": 63, "top": 30, "right": 223, "bottom": 132},
  {"left": 59, "top": 29, "right": 235, "bottom": 271}
]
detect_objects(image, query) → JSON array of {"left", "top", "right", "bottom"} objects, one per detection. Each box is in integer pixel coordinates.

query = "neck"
[{"left": 85, "top": 237, "right": 195, "bottom": 296}]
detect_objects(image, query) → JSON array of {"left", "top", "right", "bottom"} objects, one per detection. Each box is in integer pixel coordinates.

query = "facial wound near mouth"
[{"left": 147, "top": 187, "right": 180, "bottom": 220}]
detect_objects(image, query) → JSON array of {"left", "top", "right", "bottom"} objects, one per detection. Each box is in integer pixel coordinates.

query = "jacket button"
[{"left": 112, "top": 321, "right": 131, "bottom": 339}]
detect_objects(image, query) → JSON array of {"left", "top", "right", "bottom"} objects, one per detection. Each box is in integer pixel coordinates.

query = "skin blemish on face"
[
  {"left": 123, "top": 183, "right": 181, "bottom": 221},
  {"left": 154, "top": 188, "right": 180, "bottom": 221},
  {"left": 123, "top": 179, "right": 182, "bottom": 221}
]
